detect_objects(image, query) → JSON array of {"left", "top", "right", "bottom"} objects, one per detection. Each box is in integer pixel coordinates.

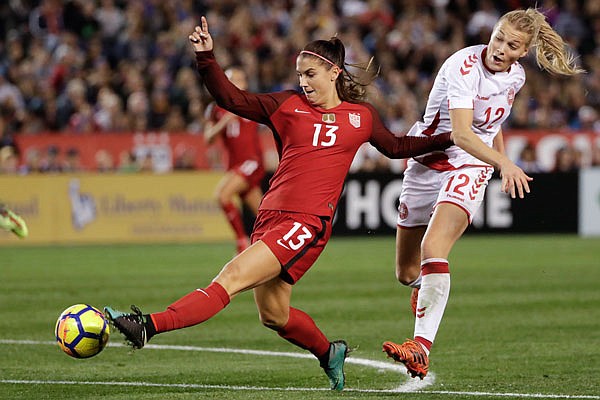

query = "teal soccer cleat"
[
  {"left": 104, "top": 305, "right": 148, "bottom": 349},
  {"left": 321, "top": 340, "right": 350, "bottom": 390}
]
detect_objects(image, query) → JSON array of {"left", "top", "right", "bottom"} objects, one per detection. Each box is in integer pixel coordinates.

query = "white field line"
[{"left": 1, "top": 339, "right": 598, "bottom": 399}]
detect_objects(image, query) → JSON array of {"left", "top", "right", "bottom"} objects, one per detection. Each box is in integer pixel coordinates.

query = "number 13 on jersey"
[{"left": 312, "top": 124, "right": 338, "bottom": 147}]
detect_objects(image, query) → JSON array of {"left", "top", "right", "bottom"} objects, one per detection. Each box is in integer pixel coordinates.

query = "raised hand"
[{"left": 189, "top": 16, "right": 213, "bottom": 52}]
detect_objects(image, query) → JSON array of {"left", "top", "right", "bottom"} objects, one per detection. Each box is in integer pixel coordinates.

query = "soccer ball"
[{"left": 55, "top": 304, "right": 110, "bottom": 358}]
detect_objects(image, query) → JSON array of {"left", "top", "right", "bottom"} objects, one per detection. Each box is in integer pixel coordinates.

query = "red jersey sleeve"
[
  {"left": 195, "top": 51, "right": 293, "bottom": 124},
  {"left": 365, "top": 103, "right": 453, "bottom": 158}
]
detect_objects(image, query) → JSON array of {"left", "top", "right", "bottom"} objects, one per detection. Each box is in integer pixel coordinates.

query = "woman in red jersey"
[
  {"left": 105, "top": 16, "right": 453, "bottom": 391},
  {"left": 382, "top": 9, "right": 584, "bottom": 380},
  {"left": 204, "top": 66, "right": 266, "bottom": 254}
]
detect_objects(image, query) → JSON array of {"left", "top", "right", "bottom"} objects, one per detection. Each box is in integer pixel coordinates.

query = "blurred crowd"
[{"left": 0, "top": 0, "right": 599, "bottom": 175}]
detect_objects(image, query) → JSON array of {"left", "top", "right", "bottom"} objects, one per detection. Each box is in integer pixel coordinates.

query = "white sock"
[{"left": 414, "top": 258, "right": 450, "bottom": 353}]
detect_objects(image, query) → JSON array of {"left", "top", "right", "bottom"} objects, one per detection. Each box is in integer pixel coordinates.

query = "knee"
[
  {"left": 420, "top": 240, "right": 433, "bottom": 259},
  {"left": 215, "top": 260, "right": 246, "bottom": 295},
  {"left": 396, "top": 269, "right": 419, "bottom": 286},
  {"left": 258, "top": 310, "right": 287, "bottom": 331},
  {"left": 395, "top": 261, "right": 421, "bottom": 286},
  {"left": 216, "top": 192, "right": 231, "bottom": 207}
]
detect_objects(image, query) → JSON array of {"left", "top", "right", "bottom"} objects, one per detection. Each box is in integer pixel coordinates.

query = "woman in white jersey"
[{"left": 382, "top": 8, "right": 584, "bottom": 379}]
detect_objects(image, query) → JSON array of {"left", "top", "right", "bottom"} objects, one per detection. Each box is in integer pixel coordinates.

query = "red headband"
[{"left": 300, "top": 50, "right": 338, "bottom": 68}]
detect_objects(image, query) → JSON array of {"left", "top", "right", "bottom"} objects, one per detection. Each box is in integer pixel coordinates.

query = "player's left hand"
[{"left": 499, "top": 161, "right": 533, "bottom": 199}]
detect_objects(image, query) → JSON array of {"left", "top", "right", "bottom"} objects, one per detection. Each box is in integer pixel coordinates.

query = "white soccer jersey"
[{"left": 407, "top": 45, "right": 526, "bottom": 170}]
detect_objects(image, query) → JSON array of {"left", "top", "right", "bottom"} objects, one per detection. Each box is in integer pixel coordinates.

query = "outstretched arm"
[
  {"left": 367, "top": 103, "right": 453, "bottom": 160},
  {"left": 371, "top": 132, "right": 453, "bottom": 160}
]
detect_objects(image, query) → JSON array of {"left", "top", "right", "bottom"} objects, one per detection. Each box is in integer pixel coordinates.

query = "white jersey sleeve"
[{"left": 408, "top": 45, "right": 526, "bottom": 170}]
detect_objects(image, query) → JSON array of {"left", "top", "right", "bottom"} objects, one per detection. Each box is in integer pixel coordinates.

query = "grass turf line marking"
[
  {"left": 3, "top": 339, "right": 598, "bottom": 398},
  {"left": 2, "top": 380, "right": 599, "bottom": 398},
  {"left": 0, "top": 339, "right": 431, "bottom": 393}
]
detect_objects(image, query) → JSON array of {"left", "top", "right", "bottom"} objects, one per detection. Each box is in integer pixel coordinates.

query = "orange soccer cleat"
[{"left": 382, "top": 339, "right": 429, "bottom": 379}]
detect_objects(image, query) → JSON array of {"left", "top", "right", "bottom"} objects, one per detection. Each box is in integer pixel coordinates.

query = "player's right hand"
[{"left": 189, "top": 16, "right": 213, "bottom": 52}]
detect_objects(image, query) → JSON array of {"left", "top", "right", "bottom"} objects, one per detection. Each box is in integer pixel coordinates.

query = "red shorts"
[
  {"left": 251, "top": 210, "right": 332, "bottom": 284},
  {"left": 231, "top": 160, "right": 265, "bottom": 194}
]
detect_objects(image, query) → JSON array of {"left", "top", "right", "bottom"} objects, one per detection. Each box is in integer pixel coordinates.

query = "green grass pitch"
[{"left": 1, "top": 235, "right": 599, "bottom": 399}]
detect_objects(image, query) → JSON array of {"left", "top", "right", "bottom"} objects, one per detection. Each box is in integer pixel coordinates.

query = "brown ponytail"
[{"left": 300, "top": 37, "right": 379, "bottom": 103}]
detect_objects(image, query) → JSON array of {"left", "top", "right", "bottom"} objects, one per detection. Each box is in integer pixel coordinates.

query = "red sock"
[
  {"left": 277, "top": 307, "right": 330, "bottom": 359},
  {"left": 221, "top": 202, "right": 247, "bottom": 240},
  {"left": 150, "top": 282, "right": 230, "bottom": 333}
]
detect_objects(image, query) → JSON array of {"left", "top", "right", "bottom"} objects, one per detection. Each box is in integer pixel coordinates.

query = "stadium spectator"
[
  {"left": 62, "top": 147, "right": 82, "bottom": 173},
  {"left": 184, "top": 95, "right": 205, "bottom": 135},
  {"left": 116, "top": 150, "right": 139, "bottom": 173},
  {"left": 515, "top": 141, "right": 543, "bottom": 173},
  {"left": 0, "top": 67, "right": 25, "bottom": 118},
  {"left": 103, "top": 16, "right": 454, "bottom": 391},
  {"left": 162, "top": 105, "right": 187, "bottom": 132},
  {"left": 137, "top": 153, "right": 154, "bottom": 173},
  {"left": 94, "top": 87, "right": 128, "bottom": 132},
  {"left": 173, "top": 146, "right": 196, "bottom": 171},
  {"left": 203, "top": 66, "right": 266, "bottom": 254},
  {"left": 20, "top": 147, "right": 43, "bottom": 174},
  {"left": 94, "top": 0, "right": 125, "bottom": 46},
  {"left": 94, "top": 148, "right": 113, "bottom": 172},
  {"left": 552, "top": 145, "right": 580, "bottom": 172},
  {"left": 40, "top": 145, "right": 62, "bottom": 173},
  {"left": 125, "top": 90, "right": 149, "bottom": 132},
  {"left": 382, "top": 8, "right": 584, "bottom": 380},
  {"left": 0, "top": 145, "right": 18, "bottom": 174},
  {"left": 576, "top": 105, "right": 600, "bottom": 132},
  {"left": 55, "top": 78, "right": 89, "bottom": 131}
]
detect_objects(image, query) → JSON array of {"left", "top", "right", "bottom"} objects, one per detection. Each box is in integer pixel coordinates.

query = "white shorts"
[{"left": 397, "top": 160, "right": 494, "bottom": 226}]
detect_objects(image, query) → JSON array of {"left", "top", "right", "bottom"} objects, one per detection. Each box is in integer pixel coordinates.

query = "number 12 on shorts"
[{"left": 276, "top": 222, "right": 313, "bottom": 251}]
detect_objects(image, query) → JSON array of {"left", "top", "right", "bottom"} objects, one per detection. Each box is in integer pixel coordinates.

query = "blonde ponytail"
[{"left": 499, "top": 8, "right": 585, "bottom": 76}]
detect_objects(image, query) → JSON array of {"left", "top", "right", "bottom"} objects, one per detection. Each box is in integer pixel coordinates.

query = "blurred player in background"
[
  {"left": 204, "top": 67, "right": 266, "bottom": 254},
  {"left": 0, "top": 204, "right": 28, "bottom": 238},
  {"left": 383, "top": 8, "right": 584, "bottom": 379},
  {"left": 105, "top": 16, "right": 454, "bottom": 391}
]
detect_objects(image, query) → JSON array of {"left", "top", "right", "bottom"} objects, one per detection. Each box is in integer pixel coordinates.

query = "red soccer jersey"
[
  {"left": 196, "top": 51, "right": 451, "bottom": 219},
  {"left": 206, "top": 104, "right": 264, "bottom": 170}
]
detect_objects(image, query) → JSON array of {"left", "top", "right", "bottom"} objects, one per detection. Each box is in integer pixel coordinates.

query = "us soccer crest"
[{"left": 349, "top": 112, "right": 361, "bottom": 128}]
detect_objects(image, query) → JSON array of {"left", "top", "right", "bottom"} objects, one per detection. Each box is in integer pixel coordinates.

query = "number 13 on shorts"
[{"left": 277, "top": 222, "right": 313, "bottom": 250}]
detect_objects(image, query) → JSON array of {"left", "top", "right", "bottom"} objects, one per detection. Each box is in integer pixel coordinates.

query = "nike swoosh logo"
[
  {"left": 294, "top": 108, "right": 310, "bottom": 114},
  {"left": 276, "top": 239, "right": 290, "bottom": 250}
]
